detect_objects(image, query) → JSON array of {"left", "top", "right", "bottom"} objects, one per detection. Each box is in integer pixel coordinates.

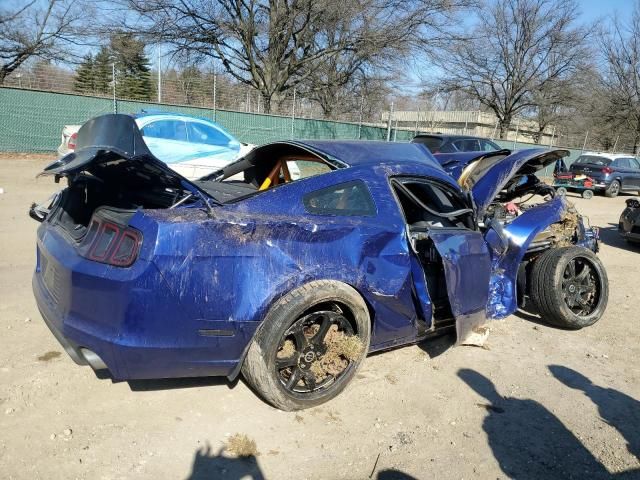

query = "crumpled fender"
[{"left": 484, "top": 195, "right": 567, "bottom": 318}]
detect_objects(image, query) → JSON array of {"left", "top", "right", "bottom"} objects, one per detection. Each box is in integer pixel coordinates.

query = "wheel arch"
[{"left": 227, "top": 278, "right": 374, "bottom": 381}]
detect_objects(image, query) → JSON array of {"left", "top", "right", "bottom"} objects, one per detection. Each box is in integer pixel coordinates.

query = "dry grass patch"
[{"left": 225, "top": 434, "right": 259, "bottom": 458}]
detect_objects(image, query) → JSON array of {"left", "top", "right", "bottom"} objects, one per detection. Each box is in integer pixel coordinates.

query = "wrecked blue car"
[{"left": 30, "top": 114, "right": 608, "bottom": 410}]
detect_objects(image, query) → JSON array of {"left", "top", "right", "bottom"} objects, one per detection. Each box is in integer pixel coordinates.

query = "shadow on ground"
[
  {"left": 549, "top": 365, "right": 640, "bottom": 462},
  {"left": 186, "top": 444, "right": 264, "bottom": 480},
  {"left": 123, "top": 376, "right": 237, "bottom": 392},
  {"left": 458, "top": 368, "right": 613, "bottom": 479},
  {"left": 417, "top": 331, "right": 456, "bottom": 358},
  {"left": 459, "top": 367, "right": 640, "bottom": 479}
]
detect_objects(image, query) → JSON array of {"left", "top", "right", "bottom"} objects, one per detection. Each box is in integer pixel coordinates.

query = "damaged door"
[
  {"left": 427, "top": 230, "right": 491, "bottom": 343},
  {"left": 391, "top": 177, "right": 492, "bottom": 344}
]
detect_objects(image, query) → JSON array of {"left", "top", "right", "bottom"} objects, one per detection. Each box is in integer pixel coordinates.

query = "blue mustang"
[{"left": 31, "top": 114, "right": 608, "bottom": 410}]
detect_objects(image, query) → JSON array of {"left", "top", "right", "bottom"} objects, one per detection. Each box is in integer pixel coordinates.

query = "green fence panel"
[
  {"left": 1, "top": 88, "right": 402, "bottom": 152},
  {"left": 0, "top": 88, "right": 114, "bottom": 151}
]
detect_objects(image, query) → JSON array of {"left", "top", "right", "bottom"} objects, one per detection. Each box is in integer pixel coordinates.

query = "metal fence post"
[
  {"left": 213, "top": 73, "right": 217, "bottom": 122},
  {"left": 548, "top": 125, "right": 555, "bottom": 148},
  {"left": 112, "top": 63, "right": 117, "bottom": 114},
  {"left": 581, "top": 131, "right": 589, "bottom": 153},
  {"left": 357, "top": 93, "right": 364, "bottom": 140},
  {"left": 291, "top": 87, "right": 296, "bottom": 139},
  {"left": 386, "top": 102, "right": 394, "bottom": 142},
  {"left": 393, "top": 118, "right": 398, "bottom": 142},
  {"left": 513, "top": 119, "right": 520, "bottom": 149},
  {"left": 491, "top": 118, "right": 498, "bottom": 140},
  {"left": 157, "top": 46, "right": 162, "bottom": 103}
]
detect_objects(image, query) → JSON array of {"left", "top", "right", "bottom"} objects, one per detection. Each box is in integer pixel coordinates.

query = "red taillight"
[
  {"left": 83, "top": 218, "right": 142, "bottom": 267},
  {"left": 68, "top": 132, "right": 78, "bottom": 150},
  {"left": 602, "top": 166, "right": 613, "bottom": 174}
]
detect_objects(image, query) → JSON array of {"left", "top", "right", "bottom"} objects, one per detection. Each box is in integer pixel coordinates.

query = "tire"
[
  {"left": 530, "top": 246, "right": 608, "bottom": 329},
  {"left": 556, "top": 187, "right": 567, "bottom": 197},
  {"left": 605, "top": 180, "right": 621, "bottom": 198},
  {"left": 582, "top": 189, "right": 594, "bottom": 199},
  {"left": 242, "top": 280, "right": 371, "bottom": 411}
]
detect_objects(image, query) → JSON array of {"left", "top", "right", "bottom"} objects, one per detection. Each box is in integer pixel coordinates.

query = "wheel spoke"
[
  {"left": 286, "top": 368, "right": 302, "bottom": 389},
  {"left": 276, "top": 355, "right": 298, "bottom": 369},
  {"left": 313, "top": 314, "right": 333, "bottom": 343},
  {"left": 292, "top": 327, "right": 308, "bottom": 350},
  {"left": 575, "top": 265, "right": 590, "bottom": 282},
  {"left": 301, "top": 370, "right": 317, "bottom": 391},
  {"left": 567, "top": 260, "right": 576, "bottom": 279}
]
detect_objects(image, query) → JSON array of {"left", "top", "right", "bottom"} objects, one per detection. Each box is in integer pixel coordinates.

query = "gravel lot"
[{"left": 1, "top": 154, "right": 639, "bottom": 480}]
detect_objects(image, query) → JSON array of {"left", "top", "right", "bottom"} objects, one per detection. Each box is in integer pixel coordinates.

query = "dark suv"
[
  {"left": 569, "top": 152, "right": 640, "bottom": 197},
  {"left": 412, "top": 134, "right": 501, "bottom": 153}
]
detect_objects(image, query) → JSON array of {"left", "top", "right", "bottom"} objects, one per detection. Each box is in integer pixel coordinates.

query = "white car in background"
[{"left": 56, "top": 112, "right": 280, "bottom": 180}]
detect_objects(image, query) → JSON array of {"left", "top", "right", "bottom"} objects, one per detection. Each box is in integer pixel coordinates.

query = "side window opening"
[
  {"left": 303, "top": 181, "right": 376, "bottom": 217},
  {"left": 391, "top": 178, "right": 473, "bottom": 229}
]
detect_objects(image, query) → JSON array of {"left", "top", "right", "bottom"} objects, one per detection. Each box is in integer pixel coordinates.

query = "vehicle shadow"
[
  {"left": 417, "top": 330, "right": 456, "bottom": 358},
  {"left": 376, "top": 469, "right": 419, "bottom": 479},
  {"left": 186, "top": 443, "right": 264, "bottom": 480},
  {"left": 549, "top": 365, "right": 640, "bottom": 462},
  {"left": 126, "top": 376, "right": 239, "bottom": 392},
  {"left": 93, "top": 370, "right": 239, "bottom": 392},
  {"left": 457, "top": 368, "right": 612, "bottom": 479},
  {"left": 598, "top": 223, "right": 640, "bottom": 252}
]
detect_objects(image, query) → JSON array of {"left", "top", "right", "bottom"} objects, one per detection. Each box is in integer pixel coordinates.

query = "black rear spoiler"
[
  {"left": 40, "top": 114, "right": 155, "bottom": 177},
  {"left": 38, "top": 114, "right": 216, "bottom": 209}
]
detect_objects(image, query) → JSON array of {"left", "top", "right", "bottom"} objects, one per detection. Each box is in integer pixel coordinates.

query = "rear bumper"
[{"left": 32, "top": 224, "right": 258, "bottom": 381}]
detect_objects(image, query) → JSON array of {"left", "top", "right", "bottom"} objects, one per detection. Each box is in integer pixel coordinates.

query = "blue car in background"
[
  {"left": 56, "top": 111, "right": 260, "bottom": 180},
  {"left": 33, "top": 114, "right": 608, "bottom": 411}
]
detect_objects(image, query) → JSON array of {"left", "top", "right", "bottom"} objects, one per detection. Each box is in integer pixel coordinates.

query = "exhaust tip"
[{"left": 79, "top": 348, "right": 107, "bottom": 371}]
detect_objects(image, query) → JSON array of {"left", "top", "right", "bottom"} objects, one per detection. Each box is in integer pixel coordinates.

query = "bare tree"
[
  {"left": 0, "top": 0, "right": 86, "bottom": 84},
  {"left": 600, "top": 2, "right": 640, "bottom": 153},
  {"left": 436, "top": 0, "right": 588, "bottom": 138},
  {"left": 123, "top": 0, "right": 474, "bottom": 113}
]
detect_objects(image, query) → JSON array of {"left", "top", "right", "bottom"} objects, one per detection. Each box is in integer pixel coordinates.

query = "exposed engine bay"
[{"left": 481, "top": 173, "right": 594, "bottom": 253}]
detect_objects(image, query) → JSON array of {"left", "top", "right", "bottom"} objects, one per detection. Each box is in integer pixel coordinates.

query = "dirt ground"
[{"left": 1, "top": 155, "right": 639, "bottom": 480}]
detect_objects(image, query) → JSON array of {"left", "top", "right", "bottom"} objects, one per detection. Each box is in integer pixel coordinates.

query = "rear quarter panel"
[{"left": 145, "top": 164, "right": 446, "bottom": 351}]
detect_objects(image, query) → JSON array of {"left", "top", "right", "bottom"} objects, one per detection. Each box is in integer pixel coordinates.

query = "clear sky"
[{"left": 578, "top": 0, "right": 636, "bottom": 23}]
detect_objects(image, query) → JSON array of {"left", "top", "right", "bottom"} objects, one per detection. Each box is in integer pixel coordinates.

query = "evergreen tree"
[
  {"left": 93, "top": 46, "right": 112, "bottom": 95},
  {"left": 74, "top": 54, "right": 95, "bottom": 94},
  {"left": 110, "top": 33, "right": 151, "bottom": 101}
]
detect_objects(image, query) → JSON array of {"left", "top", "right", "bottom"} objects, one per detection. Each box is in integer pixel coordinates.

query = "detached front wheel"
[
  {"left": 531, "top": 246, "right": 608, "bottom": 329},
  {"left": 242, "top": 280, "right": 370, "bottom": 411}
]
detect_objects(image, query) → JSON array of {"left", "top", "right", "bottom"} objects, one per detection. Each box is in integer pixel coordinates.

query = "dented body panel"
[{"left": 31, "top": 115, "right": 600, "bottom": 382}]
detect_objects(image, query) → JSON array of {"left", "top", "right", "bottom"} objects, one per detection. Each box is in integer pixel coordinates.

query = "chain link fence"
[{"left": 1, "top": 66, "right": 626, "bottom": 161}]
